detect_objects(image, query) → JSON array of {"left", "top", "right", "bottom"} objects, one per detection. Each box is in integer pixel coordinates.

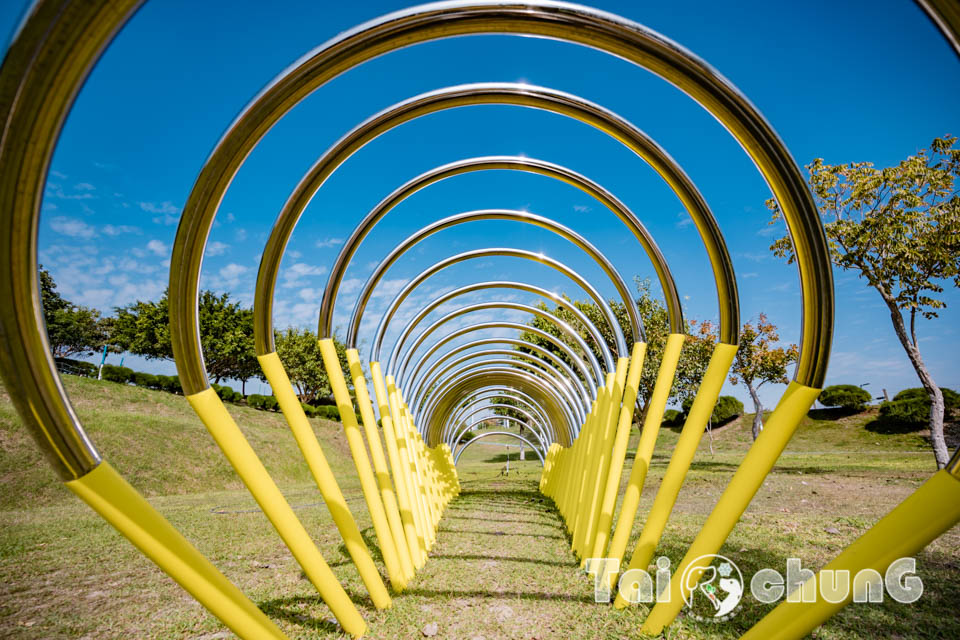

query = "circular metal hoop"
[{"left": 453, "top": 431, "right": 546, "bottom": 466}]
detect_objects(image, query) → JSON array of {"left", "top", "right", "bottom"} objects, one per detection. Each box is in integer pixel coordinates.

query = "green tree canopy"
[
  {"left": 728, "top": 314, "right": 798, "bottom": 440},
  {"left": 274, "top": 326, "right": 351, "bottom": 404},
  {"left": 767, "top": 136, "right": 960, "bottom": 468},
  {"left": 39, "top": 266, "right": 111, "bottom": 358}
]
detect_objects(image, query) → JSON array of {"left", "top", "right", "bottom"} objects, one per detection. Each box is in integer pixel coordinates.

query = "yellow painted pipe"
[
  {"left": 615, "top": 342, "right": 737, "bottom": 604},
  {"left": 580, "top": 359, "right": 629, "bottom": 567},
  {"left": 67, "top": 461, "right": 288, "bottom": 640},
  {"left": 740, "top": 468, "right": 960, "bottom": 640},
  {"left": 386, "top": 376, "right": 428, "bottom": 558},
  {"left": 318, "top": 338, "right": 403, "bottom": 592},
  {"left": 371, "top": 363, "right": 424, "bottom": 569},
  {"left": 574, "top": 374, "right": 614, "bottom": 557},
  {"left": 258, "top": 351, "right": 392, "bottom": 603},
  {"left": 605, "top": 333, "right": 684, "bottom": 588},
  {"left": 588, "top": 343, "right": 646, "bottom": 562},
  {"left": 186, "top": 388, "right": 366, "bottom": 636},
  {"left": 640, "top": 382, "right": 821, "bottom": 630},
  {"left": 347, "top": 349, "right": 415, "bottom": 585}
]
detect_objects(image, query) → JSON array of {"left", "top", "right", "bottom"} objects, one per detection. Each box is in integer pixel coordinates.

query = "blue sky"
[{"left": 2, "top": 0, "right": 958, "bottom": 405}]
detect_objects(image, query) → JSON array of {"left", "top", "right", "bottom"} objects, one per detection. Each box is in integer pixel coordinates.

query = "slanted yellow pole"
[
  {"left": 739, "top": 465, "right": 960, "bottom": 640},
  {"left": 371, "top": 363, "right": 424, "bottom": 569},
  {"left": 605, "top": 333, "right": 684, "bottom": 588},
  {"left": 318, "top": 338, "right": 403, "bottom": 591},
  {"left": 615, "top": 342, "right": 737, "bottom": 604},
  {"left": 640, "top": 382, "right": 821, "bottom": 630},
  {"left": 573, "top": 373, "right": 614, "bottom": 558},
  {"left": 387, "top": 376, "right": 428, "bottom": 558},
  {"left": 187, "top": 389, "right": 366, "bottom": 636},
  {"left": 67, "top": 461, "right": 288, "bottom": 640},
  {"left": 347, "top": 349, "right": 415, "bottom": 585},
  {"left": 580, "top": 358, "right": 629, "bottom": 567},
  {"left": 589, "top": 343, "right": 646, "bottom": 562},
  {"left": 258, "top": 351, "right": 392, "bottom": 604}
]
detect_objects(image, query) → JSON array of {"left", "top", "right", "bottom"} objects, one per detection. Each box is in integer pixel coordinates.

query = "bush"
[
  {"left": 819, "top": 384, "right": 872, "bottom": 411},
  {"left": 247, "top": 394, "right": 279, "bottom": 411},
  {"left": 893, "top": 387, "right": 960, "bottom": 411},
  {"left": 878, "top": 398, "right": 929, "bottom": 431},
  {"left": 300, "top": 402, "right": 318, "bottom": 417},
  {"left": 211, "top": 383, "right": 240, "bottom": 403},
  {"left": 130, "top": 371, "right": 158, "bottom": 389},
  {"left": 662, "top": 409, "right": 683, "bottom": 426},
  {"left": 680, "top": 395, "right": 743, "bottom": 425},
  {"left": 158, "top": 375, "right": 182, "bottom": 395},
  {"left": 100, "top": 364, "right": 134, "bottom": 384},
  {"left": 315, "top": 405, "right": 341, "bottom": 421}
]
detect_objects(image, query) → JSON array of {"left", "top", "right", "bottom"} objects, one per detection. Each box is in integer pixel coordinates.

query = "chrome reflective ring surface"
[{"left": 454, "top": 431, "right": 546, "bottom": 465}]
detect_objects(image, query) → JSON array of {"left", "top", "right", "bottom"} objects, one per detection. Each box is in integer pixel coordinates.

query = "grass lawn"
[{"left": 0, "top": 376, "right": 957, "bottom": 638}]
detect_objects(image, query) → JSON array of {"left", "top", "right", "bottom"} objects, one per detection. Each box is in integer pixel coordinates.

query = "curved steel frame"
[
  {"left": 408, "top": 345, "right": 590, "bottom": 422},
  {"left": 386, "top": 283, "right": 613, "bottom": 383},
  {"left": 422, "top": 367, "right": 578, "bottom": 445},
  {"left": 347, "top": 208, "right": 641, "bottom": 353},
  {"left": 412, "top": 354, "right": 588, "bottom": 426},
  {"left": 452, "top": 415, "right": 549, "bottom": 457},
  {"left": 443, "top": 387, "right": 554, "bottom": 445},
  {"left": 246, "top": 79, "right": 739, "bottom": 359},
  {"left": 398, "top": 301, "right": 600, "bottom": 412},
  {"left": 380, "top": 251, "right": 620, "bottom": 375},
  {"left": 400, "top": 325, "right": 601, "bottom": 398},
  {"left": 453, "top": 431, "right": 545, "bottom": 466},
  {"left": 450, "top": 403, "right": 549, "bottom": 444}
]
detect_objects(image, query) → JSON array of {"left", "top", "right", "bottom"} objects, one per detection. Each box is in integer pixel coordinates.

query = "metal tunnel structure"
[{"left": 1, "top": 1, "right": 959, "bottom": 639}]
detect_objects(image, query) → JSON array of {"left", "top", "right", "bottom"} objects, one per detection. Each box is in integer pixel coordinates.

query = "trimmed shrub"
[
  {"left": 819, "top": 384, "right": 871, "bottom": 411},
  {"left": 878, "top": 398, "right": 929, "bottom": 431},
  {"left": 662, "top": 409, "right": 683, "bottom": 426},
  {"left": 681, "top": 395, "right": 743, "bottom": 424},
  {"left": 131, "top": 371, "right": 158, "bottom": 389},
  {"left": 158, "top": 375, "right": 182, "bottom": 395},
  {"left": 300, "top": 402, "right": 319, "bottom": 417},
  {"left": 893, "top": 387, "right": 960, "bottom": 411},
  {"left": 247, "top": 394, "right": 267, "bottom": 410},
  {"left": 315, "top": 405, "right": 341, "bottom": 421},
  {"left": 713, "top": 395, "right": 744, "bottom": 424},
  {"left": 101, "top": 364, "right": 134, "bottom": 384},
  {"left": 211, "top": 383, "right": 240, "bottom": 403}
]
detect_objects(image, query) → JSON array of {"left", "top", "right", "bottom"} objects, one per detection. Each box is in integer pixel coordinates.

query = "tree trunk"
[
  {"left": 882, "top": 296, "right": 948, "bottom": 468},
  {"left": 242, "top": 378, "right": 246, "bottom": 396},
  {"left": 747, "top": 382, "right": 763, "bottom": 441}
]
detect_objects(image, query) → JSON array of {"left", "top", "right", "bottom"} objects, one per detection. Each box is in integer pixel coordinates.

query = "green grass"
[{"left": 0, "top": 378, "right": 957, "bottom": 639}]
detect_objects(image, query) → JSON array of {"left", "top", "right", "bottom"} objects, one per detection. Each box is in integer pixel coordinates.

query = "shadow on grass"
[
  {"left": 808, "top": 407, "right": 864, "bottom": 421},
  {"left": 257, "top": 595, "right": 349, "bottom": 635},
  {"left": 863, "top": 417, "right": 925, "bottom": 435},
  {"left": 401, "top": 586, "right": 596, "bottom": 604},
  {"left": 428, "top": 553, "right": 578, "bottom": 567}
]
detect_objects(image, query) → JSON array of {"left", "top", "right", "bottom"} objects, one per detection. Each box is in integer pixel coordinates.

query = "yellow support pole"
[
  {"left": 370, "top": 363, "right": 424, "bottom": 570},
  {"left": 66, "top": 461, "right": 288, "bottom": 640},
  {"left": 615, "top": 342, "right": 737, "bottom": 604},
  {"left": 588, "top": 343, "right": 646, "bottom": 562},
  {"left": 346, "top": 349, "right": 415, "bottom": 585},
  {"left": 258, "top": 351, "right": 392, "bottom": 604},
  {"left": 738, "top": 468, "right": 960, "bottom": 640},
  {"left": 580, "top": 358, "right": 630, "bottom": 567},
  {"left": 386, "top": 376, "right": 428, "bottom": 558},
  {"left": 573, "top": 373, "right": 614, "bottom": 558},
  {"left": 186, "top": 389, "right": 366, "bottom": 636},
  {"left": 605, "top": 333, "right": 684, "bottom": 588},
  {"left": 318, "top": 338, "right": 403, "bottom": 592},
  {"left": 639, "top": 382, "right": 820, "bottom": 629}
]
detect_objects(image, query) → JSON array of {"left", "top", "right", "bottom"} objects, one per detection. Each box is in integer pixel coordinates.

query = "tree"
[
  {"left": 728, "top": 314, "right": 798, "bottom": 440},
  {"left": 274, "top": 326, "right": 351, "bottom": 404},
  {"left": 113, "top": 289, "right": 259, "bottom": 390},
  {"left": 510, "top": 279, "right": 718, "bottom": 421},
  {"left": 39, "top": 266, "right": 110, "bottom": 358},
  {"left": 767, "top": 136, "right": 960, "bottom": 468}
]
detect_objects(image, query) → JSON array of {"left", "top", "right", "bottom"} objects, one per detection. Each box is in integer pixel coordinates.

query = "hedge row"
[
  {"left": 100, "top": 365, "right": 184, "bottom": 394},
  {"left": 877, "top": 387, "right": 960, "bottom": 431}
]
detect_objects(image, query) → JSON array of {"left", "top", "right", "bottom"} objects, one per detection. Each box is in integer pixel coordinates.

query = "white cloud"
[
  {"left": 49, "top": 216, "right": 97, "bottom": 239},
  {"left": 102, "top": 224, "right": 140, "bottom": 236},
  {"left": 140, "top": 201, "right": 181, "bottom": 225},
  {"left": 235, "top": 228, "right": 247, "bottom": 241},
  {"left": 206, "top": 241, "right": 229, "bottom": 257},
  {"left": 218, "top": 263, "right": 248, "bottom": 283},
  {"left": 226, "top": 212, "right": 236, "bottom": 223},
  {"left": 74, "top": 182, "right": 95, "bottom": 191},
  {"left": 146, "top": 239, "right": 168, "bottom": 256},
  {"left": 675, "top": 212, "right": 693, "bottom": 229},
  {"left": 282, "top": 262, "right": 329, "bottom": 287},
  {"left": 316, "top": 237, "right": 344, "bottom": 248},
  {"left": 573, "top": 205, "right": 591, "bottom": 213}
]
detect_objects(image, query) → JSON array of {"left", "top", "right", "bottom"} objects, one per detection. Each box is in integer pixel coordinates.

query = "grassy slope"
[{"left": 0, "top": 378, "right": 958, "bottom": 639}]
